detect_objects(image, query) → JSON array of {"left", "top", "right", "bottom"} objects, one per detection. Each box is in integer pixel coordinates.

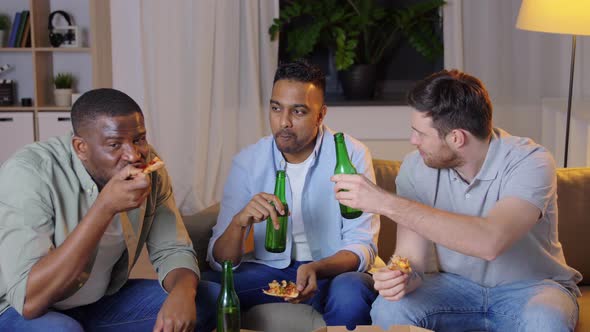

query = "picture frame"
[{"left": 52, "top": 25, "right": 80, "bottom": 48}]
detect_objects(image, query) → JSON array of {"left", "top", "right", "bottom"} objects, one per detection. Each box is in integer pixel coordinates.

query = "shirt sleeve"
[
  {"left": 146, "top": 165, "right": 200, "bottom": 289},
  {"left": 500, "top": 149, "right": 556, "bottom": 216},
  {"left": 206, "top": 155, "right": 252, "bottom": 271},
  {"left": 395, "top": 151, "right": 422, "bottom": 202},
  {"left": 0, "top": 160, "right": 55, "bottom": 315},
  {"left": 339, "top": 137, "right": 380, "bottom": 272}
]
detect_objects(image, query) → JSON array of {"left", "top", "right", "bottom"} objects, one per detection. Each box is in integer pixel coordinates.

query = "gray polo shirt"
[
  {"left": 396, "top": 128, "right": 582, "bottom": 296},
  {"left": 0, "top": 135, "right": 199, "bottom": 316}
]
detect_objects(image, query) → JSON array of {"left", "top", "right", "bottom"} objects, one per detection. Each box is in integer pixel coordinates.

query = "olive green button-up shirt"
[{"left": 0, "top": 135, "right": 199, "bottom": 316}]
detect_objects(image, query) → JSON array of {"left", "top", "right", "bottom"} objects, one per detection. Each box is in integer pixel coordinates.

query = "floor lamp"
[{"left": 516, "top": 0, "right": 590, "bottom": 168}]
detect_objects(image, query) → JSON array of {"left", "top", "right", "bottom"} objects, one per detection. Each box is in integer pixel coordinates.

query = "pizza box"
[{"left": 313, "top": 326, "right": 433, "bottom": 332}]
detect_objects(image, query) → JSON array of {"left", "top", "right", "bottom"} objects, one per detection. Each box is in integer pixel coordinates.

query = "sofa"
[{"left": 130, "top": 159, "right": 589, "bottom": 332}]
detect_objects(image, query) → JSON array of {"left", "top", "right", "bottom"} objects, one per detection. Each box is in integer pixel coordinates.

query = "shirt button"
[{"left": 465, "top": 193, "right": 471, "bottom": 199}]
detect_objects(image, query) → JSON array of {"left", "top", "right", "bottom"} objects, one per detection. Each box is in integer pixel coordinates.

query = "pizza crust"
[{"left": 142, "top": 156, "right": 165, "bottom": 174}]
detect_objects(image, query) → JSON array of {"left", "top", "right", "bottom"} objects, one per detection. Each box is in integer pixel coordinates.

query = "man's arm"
[
  {"left": 153, "top": 268, "right": 199, "bottom": 332},
  {"left": 333, "top": 150, "right": 554, "bottom": 261},
  {"left": 380, "top": 194, "right": 540, "bottom": 261},
  {"left": 23, "top": 166, "right": 150, "bottom": 318}
]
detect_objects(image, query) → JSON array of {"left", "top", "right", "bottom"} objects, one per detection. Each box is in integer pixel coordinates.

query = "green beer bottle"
[
  {"left": 217, "top": 260, "right": 240, "bottom": 332},
  {"left": 334, "top": 132, "right": 363, "bottom": 219},
  {"left": 265, "top": 170, "right": 289, "bottom": 253}
]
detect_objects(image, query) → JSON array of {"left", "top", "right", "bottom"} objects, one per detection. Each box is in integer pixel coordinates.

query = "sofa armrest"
[{"left": 183, "top": 203, "right": 220, "bottom": 272}]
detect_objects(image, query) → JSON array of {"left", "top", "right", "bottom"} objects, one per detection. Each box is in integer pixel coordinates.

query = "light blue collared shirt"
[{"left": 207, "top": 125, "right": 380, "bottom": 272}]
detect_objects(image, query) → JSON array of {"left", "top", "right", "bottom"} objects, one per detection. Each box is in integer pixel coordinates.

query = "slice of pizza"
[
  {"left": 262, "top": 280, "right": 299, "bottom": 299},
  {"left": 142, "top": 156, "right": 165, "bottom": 174},
  {"left": 387, "top": 255, "right": 412, "bottom": 274}
]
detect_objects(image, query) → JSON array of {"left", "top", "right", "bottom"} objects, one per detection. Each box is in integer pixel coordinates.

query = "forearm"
[
  {"left": 380, "top": 193, "right": 498, "bottom": 260},
  {"left": 212, "top": 217, "right": 247, "bottom": 266},
  {"left": 308, "top": 250, "right": 360, "bottom": 279},
  {"left": 162, "top": 268, "right": 198, "bottom": 296},
  {"left": 23, "top": 201, "right": 115, "bottom": 318}
]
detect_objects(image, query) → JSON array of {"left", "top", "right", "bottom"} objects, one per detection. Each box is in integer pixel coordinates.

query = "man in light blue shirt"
[
  {"left": 205, "top": 60, "right": 379, "bottom": 328},
  {"left": 332, "top": 70, "right": 581, "bottom": 331}
]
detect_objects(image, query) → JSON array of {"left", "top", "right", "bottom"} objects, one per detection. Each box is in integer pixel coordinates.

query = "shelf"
[
  {"left": 34, "top": 47, "right": 91, "bottom": 53},
  {"left": 38, "top": 106, "right": 71, "bottom": 111},
  {"left": 0, "top": 106, "right": 35, "bottom": 112},
  {"left": 0, "top": 48, "right": 33, "bottom": 52}
]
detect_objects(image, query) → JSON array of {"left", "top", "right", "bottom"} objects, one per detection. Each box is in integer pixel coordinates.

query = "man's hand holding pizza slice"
[{"left": 373, "top": 254, "right": 417, "bottom": 302}]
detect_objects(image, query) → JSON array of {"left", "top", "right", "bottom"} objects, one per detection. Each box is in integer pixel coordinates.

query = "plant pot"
[
  {"left": 54, "top": 89, "right": 73, "bottom": 107},
  {"left": 339, "top": 64, "right": 378, "bottom": 100}
]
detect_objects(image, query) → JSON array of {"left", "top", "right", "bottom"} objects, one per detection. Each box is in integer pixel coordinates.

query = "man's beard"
[
  {"left": 422, "top": 148, "right": 463, "bottom": 169},
  {"left": 274, "top": 130, "right": 305, "bottom": 154}
]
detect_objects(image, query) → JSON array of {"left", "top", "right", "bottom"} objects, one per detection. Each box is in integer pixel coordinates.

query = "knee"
[
  {"left": 41, "top": 313, "right": 84, "bottom": 332},
  {"left": 520, "top": 302, "right": 577, "bottom": 331},
  {"left": 328, "top": 272, "right": 376, "bottom": 306},
  {"left": 197, "top": 280, "right": 221, "bottom": 307},
  {"left": 370, "top": 296, "right": 414, "bottom": 329}
]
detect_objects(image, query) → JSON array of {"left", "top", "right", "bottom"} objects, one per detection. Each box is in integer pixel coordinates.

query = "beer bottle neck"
[
  {"left": 221, "top": 261, "right": 235, "bottom": 292},
  {"left": 335, "top": 136, "right": 352, "bottom": 167},
  {"left": 274, "top": 171, "right": 287, "bottom": 203}
]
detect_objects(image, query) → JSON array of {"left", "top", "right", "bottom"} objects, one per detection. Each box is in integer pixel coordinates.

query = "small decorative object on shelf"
[
  {"left": 48, "top": 11, "right": 79, "bottom": 48},
  {"left": 0, "top": 64, "right": 14, "bottom": 106},
  {"left": 0, "top": 13, "right": 10, "bottom": 47},
  {"left": 53, "top": 72, "right": 75, "bottom": 107}
]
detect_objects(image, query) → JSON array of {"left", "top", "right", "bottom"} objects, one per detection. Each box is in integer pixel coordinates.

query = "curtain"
[
  {"left": 139, "top": 0, "right": 279, "bottom": 214},
  {"left": 444, "top": 0, "right": 590, "bottom": 166}
]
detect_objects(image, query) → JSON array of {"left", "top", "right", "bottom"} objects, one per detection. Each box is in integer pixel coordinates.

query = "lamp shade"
[{"left": 516, "top": 0, "right": 590, "bottom": 36}]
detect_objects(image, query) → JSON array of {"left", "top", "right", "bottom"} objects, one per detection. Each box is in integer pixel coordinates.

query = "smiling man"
[
  {"left": 204, "top": 60, "right": 379, "bottom": 328},
  {"left": 331, "top": 70, "right": 582, "bottom": 331},
  {"left": 0, "top": 89, "right": 219, "bottom": 332}
]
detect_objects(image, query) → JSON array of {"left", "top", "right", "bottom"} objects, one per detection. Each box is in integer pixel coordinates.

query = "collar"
[
  {"left": 69, "top": 136, "right": 100, "bottom": 194},
  {"left": 273, "top": 125, "right": 325, "bottom": 170},
  {"left": 473, "top": 128, "right": 502, "bottom": 181}
]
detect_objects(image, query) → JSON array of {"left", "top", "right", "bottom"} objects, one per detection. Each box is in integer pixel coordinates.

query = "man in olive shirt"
[{"left": 0, "top": 89, "right": 219, "bottom": 331}]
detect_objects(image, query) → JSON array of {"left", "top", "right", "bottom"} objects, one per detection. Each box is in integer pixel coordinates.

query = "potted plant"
[
  {"left": 0, "top": 14, "right": 10, "bottom": 48},
  {"left": 53, "top": 72, "right": 75, "bottom": 107},
  {"left": 269, "top": 0, "right": 445, "bottom": 99}
]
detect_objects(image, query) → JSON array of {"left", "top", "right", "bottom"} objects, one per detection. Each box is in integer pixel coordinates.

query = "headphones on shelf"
[{"left": 48, "top": 11, "right": 74, "bottom": 47}]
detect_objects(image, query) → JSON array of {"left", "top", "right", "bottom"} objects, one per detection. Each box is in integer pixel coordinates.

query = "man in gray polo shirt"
[{"left": 331, "top": 70, "right": 581, "bottom": 331}]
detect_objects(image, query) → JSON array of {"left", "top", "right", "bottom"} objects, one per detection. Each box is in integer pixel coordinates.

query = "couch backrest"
[{"left": 372, "top": 159, "right": 589, "bottom": 285}]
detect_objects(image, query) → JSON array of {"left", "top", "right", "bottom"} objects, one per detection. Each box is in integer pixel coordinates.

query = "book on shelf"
[
  {"left": 20, "top": 11, "right": 31, "bottom": 48},
  {"left": 7, "top": 12, "right": 21, "bottom": 47},
  {"left": 15, "top": 11, "right": 29, "bottom": 48}
]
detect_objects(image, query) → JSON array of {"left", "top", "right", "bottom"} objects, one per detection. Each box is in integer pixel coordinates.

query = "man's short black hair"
[
  {"left": 71, "top": 88, "right": 143, "bottom": 136},
  {"left": 408, "top": 69, "right": 493, "bottom": 140},
  {"left": 273, "top": 59, "right": 326, "bottom": 98}
]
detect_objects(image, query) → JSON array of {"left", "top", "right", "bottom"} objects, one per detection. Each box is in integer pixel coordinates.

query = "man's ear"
[
  {"left": 448, "top": 129, "right": 467, "bottom": 148},
  {"left": 72, "top": 136, "right": 89, "bottom": 161},
  {"left": 318, "top": 104, "right": 327, "bottom": 124}
]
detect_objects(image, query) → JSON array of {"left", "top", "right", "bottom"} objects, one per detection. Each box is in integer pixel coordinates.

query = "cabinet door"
[
  {"left": 38, "top": 112, "right": 73, "bottom": 142},
  {"left": 0, "top": 113, "right": 35, "bottom": 164}
]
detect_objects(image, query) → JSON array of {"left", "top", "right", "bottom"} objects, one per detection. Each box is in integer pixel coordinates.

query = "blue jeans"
[
  {"left": 0, "top": 279, "right": 220, "bottom": 332},
  {"left": 371, "top": 272, "right": 579, "bottom": 332},
  {"left": 202, "top": 261, "right": 377, "bottom": 329}
]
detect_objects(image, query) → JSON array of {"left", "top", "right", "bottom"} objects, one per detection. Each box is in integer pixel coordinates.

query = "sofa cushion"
[
  {"left": 555, "top": 167, "right": 590, "bottom": 285},
  {"left": 184, "top": 203, "right": 220, "bottom": 272}
]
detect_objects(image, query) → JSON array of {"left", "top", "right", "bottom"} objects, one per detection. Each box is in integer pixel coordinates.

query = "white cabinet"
[
  {"left": 0, "top": 112, "right": 34, "bottom": 164},
  {"left": 38, "top": 112, "right": 73, "bottom": 141}
]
